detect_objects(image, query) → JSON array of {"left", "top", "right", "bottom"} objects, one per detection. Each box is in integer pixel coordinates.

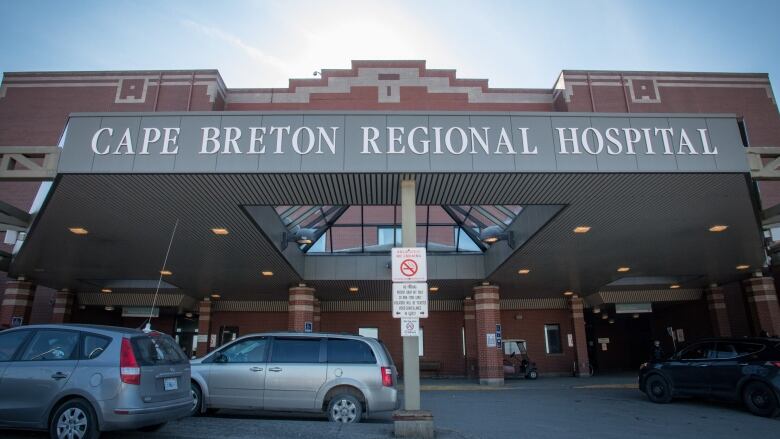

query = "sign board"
[
  {"left": 615, "top": 303, "right": 653, "bottom": 314},
  {"left": 392, "top": 247, "right": 427, "bottom": 283},
  {"left": 486, "top": 333, "right": 497, "bottom": 348},
  {"left": 601, "top": 343, "right": 608, "bottom": 351},
  {"left": 304, "top": 321, "right": 313, "bottom": 333},
  {"left": 495, "top": 324, "right": 502, "bottom": 349},
  {"left": 197, "top": 334, "right": 207, "bottom": 343},
  {"left": 392, "top": 282, "right": 429, "bottom": 318},
  {"left": 401, "top": 318, "right": 420, "bottom": 337},
  {"left": 597, "top": 337, "right": 610, "bottom": 344},
  {"left": 676, "top": 328, "right": 686, "bottom": 342},
  {"left": 10, "top": 316, "right": 23, "bottom": 327},
  {"left": 567, "top": 333, "right": 574, "bottom": 347},
  {"left": 209, "top": 334, "right": 217, "bottom": 348},
  {"left": 121, "top": 306, "right": 159, "bottom": 318}
]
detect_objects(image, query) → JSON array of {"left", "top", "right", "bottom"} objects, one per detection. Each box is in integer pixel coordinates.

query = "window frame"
[
  {"left": 543, "top": 324, "right": 563, "bottom": 355},
  {"left": 19, "top": 328, "right": 81, "bottom": 362},
  {"left": 0, "top": 329, "right": 33, "bottom": 362},
  {"left": 678, "top": 342, "right": 716, "bottom": 361},
  {"left": 212, "top": 336, "right": 269, "bottom": 364},
  {"left": 80, "top": 332, "right": 112, "bottom": 360},
  {"left": 268, "top": 337, "right": 326, "bottom": 364},
  {"left": 326, "top": 338, "right": 377, "bottom": 364}
]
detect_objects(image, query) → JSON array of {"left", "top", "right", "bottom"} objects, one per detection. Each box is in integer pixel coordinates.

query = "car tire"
[
  {"left": 743, "top": 381, "right": 780, "bottom": 417},
  {"left": 49, "top": 398, "right": 100, "bottom": 439},
  {"left": 526, "top": 370, "right": 539, "bottom": 380},
  {"left": 645, "top": 375, "right": 673, "bottom": 404},
  {"left": 327, "top": 394, "right": 363, "bottom": 424},
  {"left": 190, "top": 382, "right": 203, "bottom": 417},
  {"left": 138, "top": 423, "right": 166, "bottom": 432}
]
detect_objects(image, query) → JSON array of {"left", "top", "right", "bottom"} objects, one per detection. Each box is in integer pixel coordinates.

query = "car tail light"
[
  {"left": 381, "top": 367, "right": 393, "bottom": 387},
  {"left": 120, "top": 338, "right": 141, "bottom": 385},
  {"left": 767, "top": 361, "right": 780, "bottom": 368}
]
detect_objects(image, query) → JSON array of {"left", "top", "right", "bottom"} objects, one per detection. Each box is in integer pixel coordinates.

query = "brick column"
[
  {"left": 705, "top": 284, "right": 732, "bottom": 337},
  {"left": 742, "top": 276, "right": 780, "bottom": 336},
  {"left": 463, "top": 298, "right": 478, "bottom": 379},
  {"left": 50, "top": 289, "right": 75, "bottom": 324},
  {"left": 473, "top": 284, "right": 503, "bottom": 386},
  {"left": 0, "top": 278, "right": 36, "bottom": 328},
  {"left": 570, "top": 297, "right": 591, "bottom": 377},
  {"left": 288, "top": 284, "right": 315, "bottom": 332},
  {"left": 196, "top": 299, "right": 212, "bottom": 357},
  {"left": 313, "top": 298, "right": 321, "bottom": 332}
]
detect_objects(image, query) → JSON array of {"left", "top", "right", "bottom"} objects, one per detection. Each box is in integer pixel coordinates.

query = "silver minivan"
[
  {"left": 190, "top": 332, "right": 398, "bottom": 423},
  {"left": 0, "top": 324, "right": 192, "bottom": 439}
]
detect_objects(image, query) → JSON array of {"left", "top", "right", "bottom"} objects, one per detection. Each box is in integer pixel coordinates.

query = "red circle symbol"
[
  {"left": 400, "top": 259, "right": 418, "bottom": 277},
  {"left": 406, "top": 321, "right": 415, "bottom": 331}
]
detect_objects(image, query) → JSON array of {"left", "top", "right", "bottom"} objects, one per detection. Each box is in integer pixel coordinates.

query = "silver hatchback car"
[
  {"left": 0, "top": 324, "right": 192, "bottom": 439},
  {"left": 190, "top": 332, "right": 398, "bottom": 423}
]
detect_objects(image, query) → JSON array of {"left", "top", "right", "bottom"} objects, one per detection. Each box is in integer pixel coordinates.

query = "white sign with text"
[
  {"left": 392, "top": 282, "right": 429, "bottom": 318},
  {"left": 392, "top": 247, "right": 427, "bottom": 283}
]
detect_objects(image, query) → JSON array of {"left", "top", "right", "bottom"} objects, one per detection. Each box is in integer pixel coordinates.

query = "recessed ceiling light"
[
  {"left": 601, "top": 314, "right": 608, "bottom": 320},
  {"left": 563, "top": 291, "right": 574, "bottom": 296},
  {"left": 104, "top": 306, "right": 114, "bottom": 311},
  {"left": 261, "top": 271, "right": 274, "bottom": 276},
  {"left": 68, "top": 227, "right": 89, "bottom": 235},
  {"left": 709, "top": 225, "right": 728, "bottom": 232},
  {"left": 185, "top": 312, "right": 193, "bottom": 318},
  {"left": 670, "top": 284, "right": 681, "bottom": 289},
  {"left": 608, "top": 318, "right": 615, "bottom": 324},
  {"left": 429, "top": 286, "right": 439, "bottom": 292},
  {"left": 211, "top": 293, "right": 221, "bottom": 299},
  {"left": 593, "top": 307, "right": 601, "bottom": 314},
  {"left": 100, "top": 288, "right": 112, "bottom": 293},
  {"left": 211, "top": 228, "right": 229, "bottom": 235},
  {"left": 617, "top": 267, "right": 631, "bottom": 273},
  {"left": 632, "top": 313, "right": 640, "bottom": 319},
  {"left": 573, "top": 226, "right": 591, "bottom": 234},
  {"left": 160, "top": 270, "right": 173, "bottom": 276},
  {"left": 736, "top": 264, "right": 750, "bottom": 270},
  {"left": 348, "top": 286, "right": 359, "bottom": 293},
  {"left": 517, "top": 269, "right": 531, "bottom": 275}
]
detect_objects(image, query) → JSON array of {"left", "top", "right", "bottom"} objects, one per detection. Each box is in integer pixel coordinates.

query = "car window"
[
  {"left": 132, "top": 332, "right": 188, "bottom": 365},
  {"left": 679, "top": 342, "right": 714, "bottom": 360},
  {"left": 217, "top": 337, "right": 268, "bottom": 363},
  {"left": 734, "top": 342, "right": 765, "bottom": 357},
  {"left": 20, "top": 330, "right": 79, "bottom": 361},
  {"left": 82, "top": 334, "right": 111, "bottom": 360},
  {"left": 271, "top": 338, "right": 321, "bottom": 363},
  {"left": 712, "top": 343, "right": 739, "bottom": 359},
  {"left": 327, "top": 339, "right": 376, "bottom": 364},
  {"left": 0, "top": 330, "right": 32, "bottom": 362}
]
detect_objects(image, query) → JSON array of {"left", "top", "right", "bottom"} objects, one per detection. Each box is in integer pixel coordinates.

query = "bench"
[{"left": 419, "top": 360, "right": 441, "bottom": 377}]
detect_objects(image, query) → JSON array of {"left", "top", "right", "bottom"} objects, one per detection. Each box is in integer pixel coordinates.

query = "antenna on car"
[{"left": 140, "top": 218, "right": 180, "bottom": 333}]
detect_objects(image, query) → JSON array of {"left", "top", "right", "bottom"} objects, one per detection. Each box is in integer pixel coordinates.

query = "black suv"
[{"left": 639, "top": 337, "right": 780, "bottom": 417}]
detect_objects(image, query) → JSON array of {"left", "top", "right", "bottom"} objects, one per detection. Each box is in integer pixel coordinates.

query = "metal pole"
[{"left": 400, "top": 179, "right": 421, "bottom": 411}]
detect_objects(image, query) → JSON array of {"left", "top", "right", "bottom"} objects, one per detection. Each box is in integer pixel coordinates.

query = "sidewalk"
[{"left": 398, "top": 372, "right": 638, "bottom": 391}]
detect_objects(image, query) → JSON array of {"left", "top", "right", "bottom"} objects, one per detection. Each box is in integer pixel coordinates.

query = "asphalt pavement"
[{"left": 2, "top": 375, "right": 778, "bottom": 438}]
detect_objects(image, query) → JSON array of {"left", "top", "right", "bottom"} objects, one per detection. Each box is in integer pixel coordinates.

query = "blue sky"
[{"left": 1, "top": 0, "right": 779, "bottom": 89}]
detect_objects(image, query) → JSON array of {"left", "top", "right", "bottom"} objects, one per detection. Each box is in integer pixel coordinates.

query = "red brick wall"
[
  {"left": 210, "top": 311, "right": 288, "bottom": 336},
  {"left": 500, "top": 309, "right": 576, "bottom": 375}
]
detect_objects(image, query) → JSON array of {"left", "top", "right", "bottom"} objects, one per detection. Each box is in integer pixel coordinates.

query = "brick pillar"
[
  {"left": 570, "top": 297, "right": 591, "bottom": 377},
  {"left": 196, "top": 299, "right": 212, "bottom": 357},
  {"left": 50, "top": 289, "right": 75, "bottom": 324},
  {"left": 705, "top": 284, "right": 732, "bottom": 337},
  {"left": 742, "top": 276, "right": 780, "bottom": 336},
  {"left": 313, "top": 298, "right": 321, "bottom": 332},
  {"left": 288, "top": 285, "right": 315, "bottom": 332},
  {"left": 0, "top": 278, "right": 36, "bottom": 328},
  {"left": 473, "top": 284, "right": 503, "bottom": 386},
  {"left": 463, "top": 298, "right": 478, "bottom": 379}
]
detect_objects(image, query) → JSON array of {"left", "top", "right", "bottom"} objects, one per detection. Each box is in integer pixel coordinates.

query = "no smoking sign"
[{"left": 392, "top": 247, "right": 427, "bottom": 282}]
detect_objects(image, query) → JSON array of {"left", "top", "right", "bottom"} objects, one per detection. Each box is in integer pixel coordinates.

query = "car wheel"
[
  {"left": 190, "top": 382, "right": 203, "bottom": 416},
  {"left": 743, "top": 381, "right": 780, "bottom": 417},
  {"left": 327, "top": 394, "right": 363, "bottom": 424},
  {"left": 526, "top": 370, "right": 539, "bottom": 380},
  {"left": 49, "top": 399, "right": 99, "bottom": 439},
  {"left": 645, "top": 375, "right": 673, "bottom": 404},
  {"left": 138, "top": 423, "right": 166, "bottom": 432}
]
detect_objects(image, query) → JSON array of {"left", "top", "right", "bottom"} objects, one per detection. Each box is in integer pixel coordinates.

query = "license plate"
[{"left": 164, "top": 377, "right": 178, "bottom": 391}]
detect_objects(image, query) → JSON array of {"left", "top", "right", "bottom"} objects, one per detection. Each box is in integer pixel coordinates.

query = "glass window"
[
  {"left": 309, "top": 234, "right": 327, "bottom": 253},
  {"left": 418, "top": 328, "right": 424, "bottom": 357},
  {"left": 327, "top": 339, "right": 376, "bottom": 364},
  {"left": 0, "top": 330, "right": 31, "bottom": 362},
  {"left": 712, "top": 343, "right": 739, "bottom": 359},
  {"left": 21, "top": 330, "right": 79, "bottom": 361},
  {"left": 679, "top": 343, "right": 714, "bottom": 360},
  {"left": 378, "top": 227, "right": 401, "bottom": 246},
  {"left": 271, "top": 338, "right": 321, "bottom": 363},
  {"left": 217, "top": 337, "right": 268, "bottom": 363},
  {"left": 734, "top": 342, "right": 765, "bottom": 357},
  {"left": 132, "top": 333, "right": 188, "bottom": 365},
  {"left": 359, "top": 328, "right": 378, "bottom": 339},
  {"left": 456, "top": 228, "right": 481, "bottom": 252},
  {"left": 82, "top": 334, "right": 111, "bottom": 360},
  {"left": 544, "top": 324, "right": 562, "bottom": 354}
]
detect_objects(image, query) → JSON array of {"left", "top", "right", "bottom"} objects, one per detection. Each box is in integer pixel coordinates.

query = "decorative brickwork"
[
  {"left": 196, "top": 299, "right": 212, "bottom": 357},
  {"left": 742, "top": 276, "right": 780, "bottom": 336},
  {"left": 313, "top": 298, "right": 321, "bottom": 332},
  {"left": 0, "top": 279, "right": 35, "bottom": 328},
  {"left": 473, "top": 284, "right": 503, "bottom": 385},
  {"left": 288, "top": 285, "right": 315, "bottom": 332},
  {"left": 705, "top": 286, "right": 732, "bottom": 337},
  {"left": 50, "top": 289, "right": 74, "bottom": 324},
  {"left": 570, "top": 297, "right": 590, "bottom": 377},
  {"left": 463, "top": 298, "right": 478, "bottom": 378}
]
